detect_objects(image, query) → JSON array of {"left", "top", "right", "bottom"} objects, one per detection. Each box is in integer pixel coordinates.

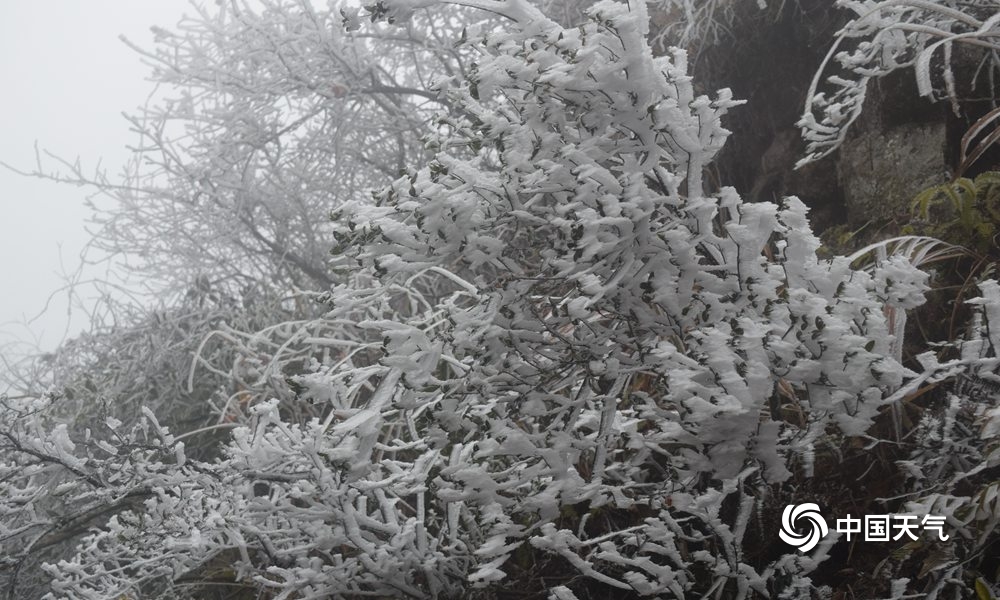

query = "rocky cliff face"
[{"left": 650, "top": 0, "right": 992, "bottom": 236}]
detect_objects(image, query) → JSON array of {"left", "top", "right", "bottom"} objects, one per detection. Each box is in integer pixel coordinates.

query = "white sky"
[{"left": 0, "top": 3, "right": 190, "bottom": 361}]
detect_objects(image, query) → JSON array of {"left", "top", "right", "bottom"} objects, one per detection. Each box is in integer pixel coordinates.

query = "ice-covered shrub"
[{"left": 2, "top": 0, "right": 997, "bottom": 599}]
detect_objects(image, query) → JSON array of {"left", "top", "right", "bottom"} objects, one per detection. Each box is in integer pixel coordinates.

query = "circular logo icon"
[{"left": 779, "top": 503, "right": 828, "bottom": 552}]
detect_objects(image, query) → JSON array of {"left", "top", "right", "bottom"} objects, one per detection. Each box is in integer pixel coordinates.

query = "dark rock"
[{"left": 837, "top": 121, "right": 949, "bottom": 226}]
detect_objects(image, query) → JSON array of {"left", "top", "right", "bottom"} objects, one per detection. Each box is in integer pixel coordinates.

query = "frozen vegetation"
[{"left": 2, "top": 0, "right": 1000, "bottom": 598}]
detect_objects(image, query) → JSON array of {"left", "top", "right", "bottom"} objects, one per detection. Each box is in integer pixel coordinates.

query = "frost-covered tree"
[
  {"left": 3, "top": 0, "right": 490, "bottom": 429},
  {"left": 3, "top": 0, "right": 1000, "bottom": 599},
  {"left": 9, "top": 0, "right": 476, "bottom": 298}
]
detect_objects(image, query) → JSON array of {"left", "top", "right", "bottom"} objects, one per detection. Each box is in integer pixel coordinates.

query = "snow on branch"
[
  {"left": 799, "top": 0, "right": 1000, "bottom": 166},
  {"left": 3, "top": 1, "right": 999, "bottom": 599}
]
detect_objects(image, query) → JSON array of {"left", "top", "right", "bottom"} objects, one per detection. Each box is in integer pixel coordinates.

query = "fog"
[{"left": 0, "top": 3, "right": 188, "bottom": 361}]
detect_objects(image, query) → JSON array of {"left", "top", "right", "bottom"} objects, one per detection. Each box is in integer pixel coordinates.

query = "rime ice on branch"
[{"left": 1, "top": 1, "right": 997, "bottom": 599}]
